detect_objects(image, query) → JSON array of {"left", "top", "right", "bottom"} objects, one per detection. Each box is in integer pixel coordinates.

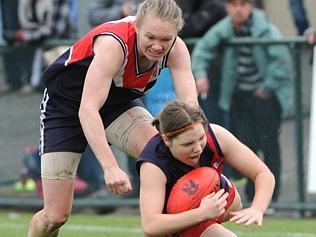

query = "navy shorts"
[{"left": 39, "top": 89, "right": 145, "bottom": 155}]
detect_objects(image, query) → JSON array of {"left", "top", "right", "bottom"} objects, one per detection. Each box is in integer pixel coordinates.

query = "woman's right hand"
[
  {"left": 104, "top": 166, "right": 132, "bottom": 196},
  {"left": 199, "top": 189, "right": 228, "bottom": 220}
]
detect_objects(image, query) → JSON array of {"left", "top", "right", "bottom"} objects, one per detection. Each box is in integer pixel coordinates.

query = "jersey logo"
[
  {"left": 182, "top": 180, "right": 199, "bottom": 196},
  {"left": 213, "top": 160, "right": 221, "bottom": 169}
]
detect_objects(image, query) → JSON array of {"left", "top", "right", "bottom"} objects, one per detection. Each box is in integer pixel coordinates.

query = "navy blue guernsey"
[{"left": 136, "top": 124, "right": 224, "bottom": 213}]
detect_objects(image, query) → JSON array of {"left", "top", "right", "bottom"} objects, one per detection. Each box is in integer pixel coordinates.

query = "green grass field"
[{"left": 1, "top": 210, "right": 316, "bottom": 237}]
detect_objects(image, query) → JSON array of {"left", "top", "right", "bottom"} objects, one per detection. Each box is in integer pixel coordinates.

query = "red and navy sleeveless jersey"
[
  {"left": 42, "top": 16, "right": 170, "bottom": 116},
  {"left": 136, "top": 124, "right": 224, "bottom": 213}
]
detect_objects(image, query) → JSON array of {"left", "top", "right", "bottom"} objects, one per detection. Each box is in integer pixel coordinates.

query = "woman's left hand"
[{"left": 229, "top": 207, "right": 264, "bottom": 226}]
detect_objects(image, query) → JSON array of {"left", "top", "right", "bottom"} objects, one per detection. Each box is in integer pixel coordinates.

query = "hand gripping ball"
[{"left": 167, "top": 167, "right": 220, "bottom": 214}]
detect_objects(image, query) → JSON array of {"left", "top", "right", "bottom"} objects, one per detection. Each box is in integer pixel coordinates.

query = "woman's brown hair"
[{"left": 152, "top": 101, "right": 207, "bottom": 139}]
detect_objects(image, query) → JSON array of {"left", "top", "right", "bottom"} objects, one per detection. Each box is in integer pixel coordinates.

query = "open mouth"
[
  {"left": 147, "top": 49, "right": 163, "bottom": 57},
  {"left": 190, "top": 155, "right": 200, "bottom": 160}
]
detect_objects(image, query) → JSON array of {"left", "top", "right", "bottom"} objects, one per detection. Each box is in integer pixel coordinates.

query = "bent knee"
[{"left": 44, "top": 211, "right": 70, "bottom": 231}]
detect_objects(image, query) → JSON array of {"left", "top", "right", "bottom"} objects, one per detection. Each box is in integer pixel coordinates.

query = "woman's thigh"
[
  {"left": 105, "top": 106, "right": 157, "bottom": 158},
  {"left": 41, "top": 152, "right": 81, "bottom": 217}
]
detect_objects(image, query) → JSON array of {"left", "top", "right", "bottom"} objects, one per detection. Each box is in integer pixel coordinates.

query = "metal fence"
[
  {"left": 186, "top": 37, "right": 316, "bottom": 215},
  {"left": 223, "top": 37, "right": 315, "bottom": 215},
  {"left": 0, "top": 37, "right": 315, "bottom": 216}
]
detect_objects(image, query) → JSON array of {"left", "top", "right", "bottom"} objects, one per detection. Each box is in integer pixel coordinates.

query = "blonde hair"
[{"left": 136, "top": 0, "right": 184, "bottom": 33}]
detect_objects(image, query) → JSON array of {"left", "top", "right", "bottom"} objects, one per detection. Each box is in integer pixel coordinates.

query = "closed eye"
[
  {"left": 162, "top": 38, "right": 172, "bottom": 42},
  {"left": 199, "top": 134, "right": 205, "bottom": 141}
]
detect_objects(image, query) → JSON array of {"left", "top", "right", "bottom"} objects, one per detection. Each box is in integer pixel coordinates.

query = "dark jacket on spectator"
[{"left": 176, "top": 0, "right": 227, "bottom": 38}]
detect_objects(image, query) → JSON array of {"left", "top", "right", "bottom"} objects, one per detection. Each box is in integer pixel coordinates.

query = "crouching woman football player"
[{"left": 136, "top": 100, "right": 275, "bottom": 237}]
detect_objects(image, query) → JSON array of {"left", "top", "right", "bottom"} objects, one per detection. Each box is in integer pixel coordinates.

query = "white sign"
[{"left": 307, "top": 45, "right": 316, "bottom": 193}]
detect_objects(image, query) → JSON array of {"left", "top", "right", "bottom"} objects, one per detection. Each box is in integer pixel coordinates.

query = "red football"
[{"left": 167, "top": 167, "right": 220, "bottom": 214}]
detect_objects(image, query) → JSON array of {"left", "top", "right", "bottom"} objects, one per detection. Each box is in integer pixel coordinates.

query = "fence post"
[{"left": 290, "top": 42, "right": 306, "bottom": 217}]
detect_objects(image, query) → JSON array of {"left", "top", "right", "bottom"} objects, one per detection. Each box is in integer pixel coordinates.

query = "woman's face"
[
  {"left": 136, "top": 14, "right": 177, "bottom": 61},
  {"left": 164, "top": 123, "right": 207, "bottom": 166}
]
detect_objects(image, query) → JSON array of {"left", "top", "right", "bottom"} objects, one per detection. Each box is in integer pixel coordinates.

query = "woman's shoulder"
[
  {"left": 171, "top": 36, "right": 187, "bottom": 53},
  {"left": 208, "top": 123, "right": 231, "bottom": 147},
  {"left": 137, "top": 134, "right": 173, "bottom": 176},
  {"left": 209, "top": 123, "right": 225, "bottom": 136},
  {"left": 167, "top": 36, "right": 190, "bottom": 66},
  {"left": 139, "top": 133, "right": 162, "bottom": 158}
]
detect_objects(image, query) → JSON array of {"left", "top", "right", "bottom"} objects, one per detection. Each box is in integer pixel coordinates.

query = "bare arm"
[
  {"left": 212, "top": 124, "right": 275, "bottom": 225},
  {"left": 79, "top": 35, "right": 131, "bottom": 195},
  {"left": 168, "top": 37, "right": 198, "bottom": 105},
  {"left": 140, "top": 162, "right": 228, "bottom": 236}
]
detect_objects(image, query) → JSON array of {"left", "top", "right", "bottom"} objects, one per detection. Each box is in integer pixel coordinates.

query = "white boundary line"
[{"left": 1, "top": 223, "right": 316, "bottom": 236}]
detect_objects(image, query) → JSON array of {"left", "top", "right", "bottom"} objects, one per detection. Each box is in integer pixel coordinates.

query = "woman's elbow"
[
  {"left": 142, "top": 225, "right": 155, "bottom": 237},
  {"left": 142, "top": 223, "right": 162, "bottom": 237},
  {"left": 78, "top": 104, "right": 91, "bottom": 123},
  {"left": 269, "top": 170, "right": 276, "bottom": 188},
  {"left": 78, "top": 106, "right": 86, "bottom": 121},
  {"left": 259, "top": 169, "right": 275, "bottom": 188}
]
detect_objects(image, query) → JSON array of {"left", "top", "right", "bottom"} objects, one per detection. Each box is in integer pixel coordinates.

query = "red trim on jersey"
[
  {"left": 122, "top": 37, "right": 158, "bottom": 88},
  {"left": 206, "top": 132, "right": 224, "bottom": 173},
  {"left": 62, "top": 16, "right": 167, "bottom": 92},
  {"left": 65, "top": 20, "right": 131, "bottom": 66}
]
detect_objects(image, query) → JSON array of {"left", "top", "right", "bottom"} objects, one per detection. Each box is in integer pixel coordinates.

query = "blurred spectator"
[
  {"left": 89, "top": 0, "right": 141, "bottom": 25},
  {"left": 0, "top": 0, "right": 34, "bottom": 94},
  {"left": 177, "top": 0, "right": 228, "bottom": 129},
  {"left": 305, "top": 27, "right": 316, "bottom": 45},
  {"left": 0, "top": 0, "right": 77, "bottom": 94},
  {"left": 288, "top": 0, "right": 310, "bottom": 35},
  {"left": 0, "top": 0, "right": 53, "bottom": 94},
  {"left": 39, "top": 0, "right": 78, "bottom": 90},
  {"left": 304, "top": 27, "right": 316, "bottom": 66},
  {"left": 2, "top": 0, "right": 76, "bottom": 43},
  {"left": 177, "top": 0, "right": 226, "bottom": 40},
  {"left": 192, "top": 0, "right": 293, "bottom": 204}
]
